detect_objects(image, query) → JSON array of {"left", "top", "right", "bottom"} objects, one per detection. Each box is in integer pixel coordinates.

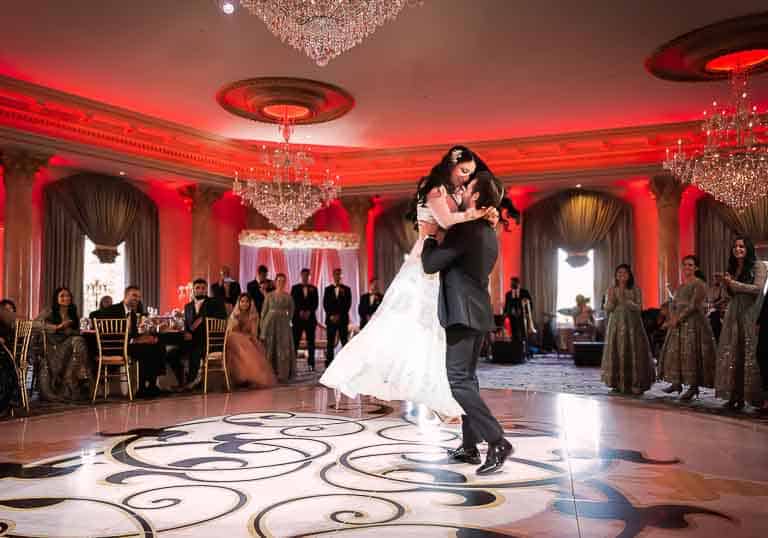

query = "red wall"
[{"left": 622, "top": 178, "right": 660, "bottom": 308}]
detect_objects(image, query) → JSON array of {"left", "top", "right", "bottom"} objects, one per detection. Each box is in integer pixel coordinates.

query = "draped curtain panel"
[
  {"left": 42, "top": 189, "right": 85, "bottom": 312},
  {"left": 374, "top": 200, "right": 417, "bottom": 290},
  {"left": 239, "top": 246, "right": 360, "bottom": 325},
  {"left": 522, "top": 199, "right": 559, "bottom": 327},
  {"left": 593, "top": 203, "right": 634, "bottom": 303},
  {"left": 696, "top": 197, "right": 737, "bottom": 280},
  {"left": 715, "top": 197, "right": 768, "bottom": 244},
  {"left": 125, "top": 197, "right": 160, "bottom": 309}
]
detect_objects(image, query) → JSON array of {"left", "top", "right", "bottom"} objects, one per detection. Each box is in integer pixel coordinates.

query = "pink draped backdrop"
[{"left": 239, "top": 246, "right": 361, "bottom": 325}]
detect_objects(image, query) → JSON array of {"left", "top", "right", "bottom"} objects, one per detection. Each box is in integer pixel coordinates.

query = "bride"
[{"left": 320, "top": 145, "right": 510, "bottom": 417}]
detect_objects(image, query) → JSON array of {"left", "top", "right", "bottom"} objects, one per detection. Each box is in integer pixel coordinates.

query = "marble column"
[
  {"left": 342, "top": 196, "right": 373, "bottom": 290},
  {"left": 2, "top": 149, "right": 50, "bottom": 317},
  {"left": 179, "top": 185, "right": 224, "bottom": 283},
  {"left": 650, "top": 174, "right": 686, "bottom": 302}
]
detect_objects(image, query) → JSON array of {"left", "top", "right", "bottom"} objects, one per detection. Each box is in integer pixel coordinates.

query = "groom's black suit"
[{"left": 422, "top": 220, "right": 504, "bottom": 447}]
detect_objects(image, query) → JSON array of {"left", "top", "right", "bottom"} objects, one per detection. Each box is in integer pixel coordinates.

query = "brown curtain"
[
  {"left": 42, "top": 189, "right": 85, "bottom": 314},
  {"left": 716, "top": 197, "right": 768, "bottom": 244},
  {"left": 594, "top": 203, "right": 634, "bottom": 305},
  {"left": 522, "top": 198, "right": 559, "bottom": 327},
  {"left": 374, "top": 199, "right": 418, "bottom": 290},
  {"left": 125, "top": 197, "right": 159, "bottom": 309},
  {"left": 553, "top": 190, "right": 625, "bottom": 267},
  {"left": 50, "top": 174, "right": 143, "bottom": 263},
  {"left": 696, "top": 196, "right": 737, "bottom": 280}
]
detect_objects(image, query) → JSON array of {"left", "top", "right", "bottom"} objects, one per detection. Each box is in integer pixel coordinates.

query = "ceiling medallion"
[
  {"left": 650, "top": 13, "right": 768, "bottom": 210},
  {"left": 238, "top": 0, "right": 423, "bottom": 66}
]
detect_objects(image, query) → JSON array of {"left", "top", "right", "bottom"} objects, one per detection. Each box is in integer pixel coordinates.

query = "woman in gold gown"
[
  {"left": 658, "top": 255, "right": 717, "bottom": 400},
  {"left": 601, "top": 264, "right": 654, "bottom": 395},
  {"left": 226, "top": 294, "right": 276, "bottom": 388},
  {"left": 260, "top": 274, "right": 296, "bottom": 382}
]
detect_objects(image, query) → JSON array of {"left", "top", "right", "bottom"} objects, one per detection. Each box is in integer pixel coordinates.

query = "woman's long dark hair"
[
  {"left": 49, "top": 287, "right": 79, "bottom": 324},
  {"left": 726, "top": 235, "right": 757, "bottom": 283},
  {"left": 614, "top": 263, "right": 635, "bottom": 289}
]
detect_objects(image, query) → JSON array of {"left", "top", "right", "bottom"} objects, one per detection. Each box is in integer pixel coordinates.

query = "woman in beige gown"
[
  {"left": 226, "top": 294, "right": 276, "bottom": 388},
  {"left": 658, "top": 256, "right": 717, "bottom": 400},
  {"left": 260, "top": 274, "right": 296, "bottom": 383},
  {"left": 601, "top": 264, "right": 654, "bottom": 395},
  {"left": 714, "top": 236, "right": 767, "bottom": 410}
]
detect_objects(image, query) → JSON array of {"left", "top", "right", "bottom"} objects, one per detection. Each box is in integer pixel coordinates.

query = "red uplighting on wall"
[{"left": 705, "top": 49, "right": 768, "bottom": 73}]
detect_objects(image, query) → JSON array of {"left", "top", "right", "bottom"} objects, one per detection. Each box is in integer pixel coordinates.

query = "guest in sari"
[
  {"left": 601, "top": 264, "right": 653, "bottom": 395},
  {"left": 36, "top": 287, "right": 93, "bottom": 401},
  {"left": 227, "top": 294, "right": 276, "bottom": 388},
  {"left": 260, "top": 273, "right": 296, "bottom": 382},
  {"left": 715, "top": 236, "right": 767, "bottom": 410},
  {"left": 0, "top": 300, "right": 21, "bottom": 417},
  {"left": 658, "top": 256, "right": 717, "bottom": 400}
]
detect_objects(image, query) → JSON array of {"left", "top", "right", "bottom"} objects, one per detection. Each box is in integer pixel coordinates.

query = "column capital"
[
  {"left": 178, "top": 184, "right": 225, "bottom": 211},
  {"left": 1, "top": 148, "right": 51, "bottom": 181},
  {"left": 649, "top": 174, "right": 685, "bottom": 209}
]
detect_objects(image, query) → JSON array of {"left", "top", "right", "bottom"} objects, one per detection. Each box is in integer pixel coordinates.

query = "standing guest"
[
  {"left": 358, "top": 278, "right": 383, "bottom": 329},
  {"left": 503, "top": 277, "right": 532, "bottom": 342},
  {"left": 658, "top": 256, "right": 717, "bottom": 400},
  {"left": 247, "top": 265, "right": 272, "bottom": 313},
  {"left": 183, "top": 279, "right": 228, "bottom": 389},
  {"left": 715, "top": 236, "right": 767, "bottom": 410},
  {"left": 0, "top": 301, "right": 20, "bottom": 417},
  {"left": 323, "top": 268, "right": 352, "bottom": 366},
  {"left": 36, "top": 287, "right": 93, "bottom": 401},
  {"left": 291, "top": 268, "right": 319, "bottom": 371},
  {"left": 211, "top": 265, "right": 242, "bottom": 312},
  {"left": 226, "top": 294, "right": 276, "bottom": 387},
  {"left": 756, "top": 291, "right": 768, "bottom": 414},
  {"left": 601, "top": 264, "right": 653, "bottom": 395},
  {"left": 707, "top": 278, "right": 729, "bottom": 343},
  {"left": 260, "top": 273, "right": 296, "bottom": 382},
  {"left": 97, "top": 286, "right": 171, "bottom": 398}
]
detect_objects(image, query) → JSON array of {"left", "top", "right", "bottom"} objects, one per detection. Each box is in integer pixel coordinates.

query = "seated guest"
[
  {"left": 97, "top": 286, "right": 171, "bottom": 398},
  {"left": 260, "top": 274, "right": 296, "bottom": 382},
  {"left": 184, "top": 278, "right": 228, "bottom": 388},
  {"left": 247, "top": 265, "right": 272, "bottom": 313},
  {"left": 573, "top": 295, "right": 595, "bottom": 329},
  {"left": 227, "top": 294, "right": 276, "bottom": 387},
  {"left": 0, "top": 302, "right": 20, "bottom": 417},
  {"left": 291, "top": 268, "right": 319, "bottom": 371},
  {"left": 89, "top": 295, "right": 114, "bottom": 319},
  {"left": 503, "top": 277, "right": 533, "bottom": 341},
  {"left": 323, "top": 268, "right": 351, "bottom": 365},
  {"left": 211, "top": 265, "right": 241, "bottom": 312},
  {"left": 358, "top": 278, "right": 383, "bottom": 329},
  {"left": 36, "top": 287, "right": 93, "bottom": 401}
]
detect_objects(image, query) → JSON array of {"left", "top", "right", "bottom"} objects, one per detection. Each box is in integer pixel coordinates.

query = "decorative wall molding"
[{"left": 239, "top": 229, "right": 359, "bottom": 250}]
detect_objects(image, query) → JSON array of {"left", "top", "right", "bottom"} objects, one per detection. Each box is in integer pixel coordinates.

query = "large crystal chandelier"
[
  {"left": 233, "top": 111, "right": 340, "bottom": 231},
  {"left": 238, "top": 0, "right": 421, "bottom": 66},
  {"left": 663, "top": 67, "right": 768, "bottom": 210}
]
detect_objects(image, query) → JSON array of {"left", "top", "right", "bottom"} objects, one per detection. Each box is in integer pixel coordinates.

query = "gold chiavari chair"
[
  {"left": 92, "top": 318, "right": 134, "bottom": 402},
  {"left": 10, "top": 319, "right": 34, "bottom": 413},
  {"left": 203, "top": 317, "right": 230, "bottom": 394}
]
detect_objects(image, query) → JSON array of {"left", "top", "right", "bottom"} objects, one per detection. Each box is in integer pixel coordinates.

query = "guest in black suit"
[
  {"left": 95, "top": 286, "right": 170, "bottom": 398},
  {"left": 211, "top": 266, "right": 241, "bottom": 311},
  {"left": 247, "top": 265, "right": 272, "bottom": 313},
  {"left": 291, "top": 268, "right": 319, "bottom": 370},
  {"left": 503, "top": 277, "right": 533, "bottom": 342},
  {"left": 183, "top": 278, "right": 228, "bottom": 388},
  {"left": 757, "top": 296, "right": 768, "bottom": 414},
  {"left": 323, "top": 268, "right": 351, "bottom": 366},
  {"left": 422, "top": 171, "right": 512, "bottom": 475},
  {"left": 358, "top": 278, "right": 383, "bottom": 329}
]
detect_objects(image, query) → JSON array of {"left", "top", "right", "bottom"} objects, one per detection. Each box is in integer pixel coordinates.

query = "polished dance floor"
[{"left": 0, "top": 386, "right": 767, "bottom": 537}]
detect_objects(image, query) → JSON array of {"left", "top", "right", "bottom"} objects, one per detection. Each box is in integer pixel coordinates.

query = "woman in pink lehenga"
[{"left": 227, "top": 294, "right": 277, "bottom": 388}]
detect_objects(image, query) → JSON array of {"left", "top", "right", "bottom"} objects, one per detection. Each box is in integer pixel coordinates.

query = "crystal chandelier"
[
  {"left": 663, "top": 68, "right": 768, "bottom": 210},
  {"left": 233, "top": 112, "right": 340, "bottom": 231},
  {"left": 239, "top": 0, "right": 421, "bottom": 66}
]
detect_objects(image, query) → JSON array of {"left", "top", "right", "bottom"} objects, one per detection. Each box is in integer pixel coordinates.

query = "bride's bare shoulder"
[{"left": 426, "top": 185, "right": 446, "bottom": 200}]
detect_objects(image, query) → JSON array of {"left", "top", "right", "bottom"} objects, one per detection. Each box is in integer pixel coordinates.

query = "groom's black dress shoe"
[
  {"left": 476, "top": 438, "right": 513, "bottom": 475},
  {"left": 447, "top": 446, "right": 481, "bottom": 465}
]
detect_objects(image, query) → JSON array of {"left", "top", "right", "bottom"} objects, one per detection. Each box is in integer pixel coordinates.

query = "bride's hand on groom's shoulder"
[{"left": 483, "top": 207, "right": 499, "bottom": 227}]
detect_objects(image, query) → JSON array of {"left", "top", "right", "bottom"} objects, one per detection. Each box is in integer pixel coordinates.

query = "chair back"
[
  {"left": 12, "top": 319, "right": 34, "bottom": 369},
  {"left": 93, "top": 318, "right": 129, "bottom": 358},
  {"left": 205, "top": 317, "right": 228, "bottom": 356}
]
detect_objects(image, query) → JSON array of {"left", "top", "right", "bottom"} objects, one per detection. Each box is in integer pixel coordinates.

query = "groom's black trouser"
[{"left": 446, "top": 325, "right": 504, "bottom": 447}]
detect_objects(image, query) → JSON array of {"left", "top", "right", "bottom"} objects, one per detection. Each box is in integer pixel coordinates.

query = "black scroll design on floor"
[{"left": 553, "top": 479, "right": 734, "bottom": 538}]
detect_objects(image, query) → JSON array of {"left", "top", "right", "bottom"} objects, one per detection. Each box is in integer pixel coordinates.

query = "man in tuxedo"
[
  {"left": 422, "top": 171, "right": 512, "bottom": 475},
  {"left": 247, "top": 265, "right": 271, "bottom": 313},
  {"left": 210, "top": 265, "right": 241, "bottom": 310},
  {"left": 95, "top": 285, "right": 170, "bottom": 398},
  {"left": 358, "top": 278, "right": 383, "bottom": 329},
  {"left": 183, "top": 278, "right": 228, "bottom": 388},
  {"left": 323, "top": 268, "right": 351, "bottom": 366},
  {"left": 503, "top": 277, "right": 533, "bottom": 342},
  {"left": 291, "top": 268, "right": 319, "bottom": 370}
]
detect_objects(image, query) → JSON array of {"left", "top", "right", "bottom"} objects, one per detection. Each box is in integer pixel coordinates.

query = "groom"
[{"left": 421, "top": 171, "right": 513, "bottom": 475}]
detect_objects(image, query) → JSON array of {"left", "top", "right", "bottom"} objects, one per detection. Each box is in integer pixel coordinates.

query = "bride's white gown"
[{"left": 320, "top": 190, "right": 467, "bottom": 417}]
